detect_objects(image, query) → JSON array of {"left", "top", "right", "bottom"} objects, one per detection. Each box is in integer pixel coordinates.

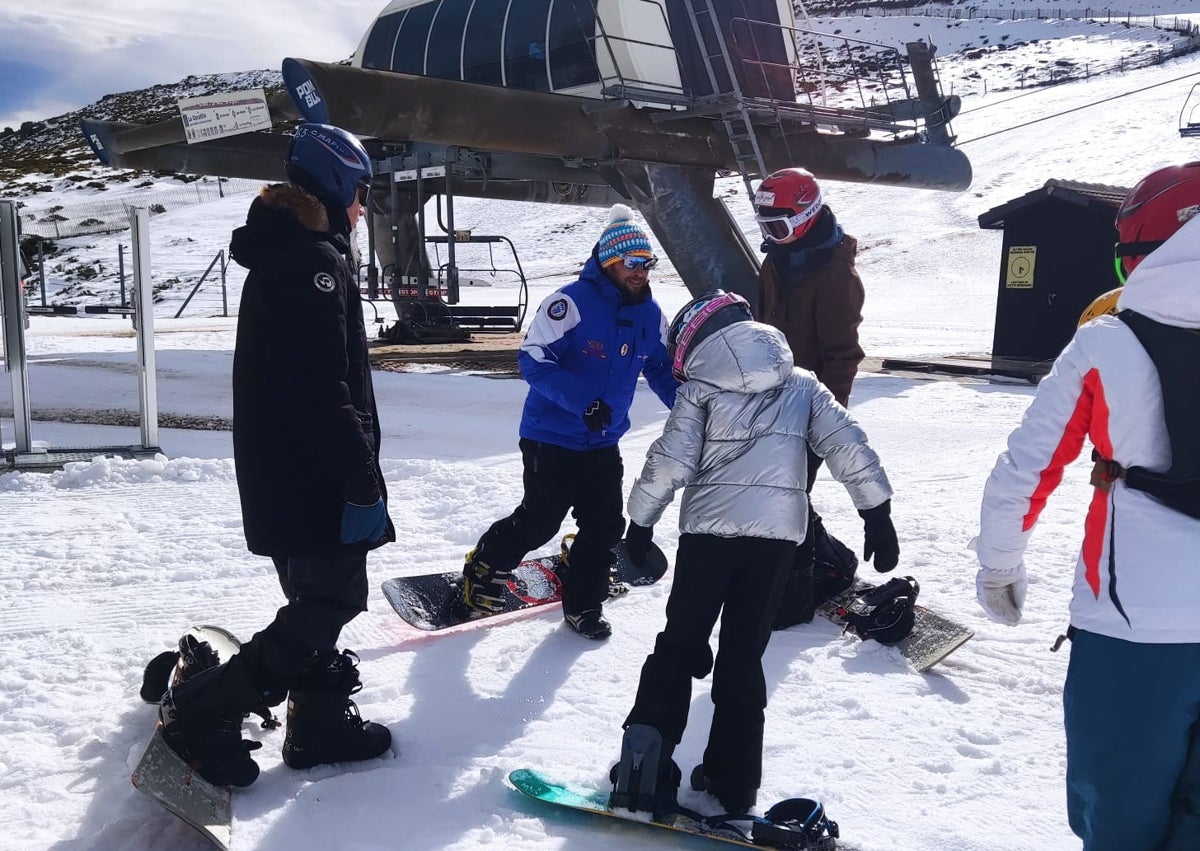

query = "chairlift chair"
[{"left": 1179, "top": 83, "right": 1200, "bottom": 138}]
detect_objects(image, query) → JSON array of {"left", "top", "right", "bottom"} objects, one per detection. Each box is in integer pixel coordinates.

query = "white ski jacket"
[
  {"left": 977, "top": 214, "right": 1200, "bottom": 643},
  {"left": 627, "top": 321, "right": 892, "bottom": 544}
]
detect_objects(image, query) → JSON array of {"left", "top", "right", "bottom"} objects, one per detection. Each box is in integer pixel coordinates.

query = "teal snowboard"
[{"left": 508, "top": 769, "right": 836, "bottom": 849}]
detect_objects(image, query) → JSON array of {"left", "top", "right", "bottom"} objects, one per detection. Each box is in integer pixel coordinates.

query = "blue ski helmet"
[{"left": 285, "top": 123, "right": 372, "bottom": 208}]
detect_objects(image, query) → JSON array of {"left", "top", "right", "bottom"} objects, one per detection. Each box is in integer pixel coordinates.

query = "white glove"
[{"left": 975, "top": 564, "right": 1028, "bottom": 626}]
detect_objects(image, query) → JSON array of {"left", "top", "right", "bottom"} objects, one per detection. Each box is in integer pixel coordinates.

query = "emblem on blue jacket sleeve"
[
  {"left": 313, "top": 272, "right": 336, "bottom": 293},
  {"left": 548, "top": 298, "right": 568, "bottom": 320}
]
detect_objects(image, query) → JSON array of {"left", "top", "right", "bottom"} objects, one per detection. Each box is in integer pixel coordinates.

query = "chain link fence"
[{"left": 16, "top": 178, "right": 262, "bottom": 239}]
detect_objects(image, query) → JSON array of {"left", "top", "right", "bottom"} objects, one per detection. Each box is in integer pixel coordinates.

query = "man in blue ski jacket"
[{"left": 461, "top": 204, "right": 678, "bottom": 639}]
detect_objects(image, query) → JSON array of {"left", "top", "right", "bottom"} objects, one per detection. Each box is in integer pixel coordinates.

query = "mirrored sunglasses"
[{"left": 621, "top": 255, "right": 658, "bottom": 271}]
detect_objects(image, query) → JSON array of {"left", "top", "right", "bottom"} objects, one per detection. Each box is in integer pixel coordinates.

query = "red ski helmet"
[
  {"left": 1114, "top": 161, "right": 1200, "bottom": 280},
  {"left": 754, "top": 168, "right": 823, "bottom": 243},
  {"left": 667, "top": 289, "right": 754, "bottom": 380}
]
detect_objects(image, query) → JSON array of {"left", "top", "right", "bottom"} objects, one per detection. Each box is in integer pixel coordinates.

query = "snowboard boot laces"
[
  {"left": 282, "top": 689, "right": 392, "bottom": 769},
  {"left": 564, "top": 609, "right": 612, "bottom": 640}
]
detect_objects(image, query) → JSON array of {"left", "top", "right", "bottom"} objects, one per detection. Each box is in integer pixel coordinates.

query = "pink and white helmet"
[{"left": 667, "top": 290, "right": 754, "bottom": 380}]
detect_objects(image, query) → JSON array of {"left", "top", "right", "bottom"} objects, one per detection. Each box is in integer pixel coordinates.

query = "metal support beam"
[
  {"left": 905, "top": 41, "right": 955, "bottom": 146},
  {"left": 0, "top": 201, "right": 31, "bottom": 453},
  {"left": 129, "top": 207, "right": 159, "bottom": 450},
  {"left": 607, "top": 163, "right": 762, "bottom": 308}
]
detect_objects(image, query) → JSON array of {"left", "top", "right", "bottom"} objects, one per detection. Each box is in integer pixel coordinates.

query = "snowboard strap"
[
  {"left": 751, "top": 798, "right": 840, "bottom": 849},
  {"left": 659, "top": 799, "right": 838, "bottom": 849},
  {"left": 837, "top": 576, "right": 920, "bottom": 646}
]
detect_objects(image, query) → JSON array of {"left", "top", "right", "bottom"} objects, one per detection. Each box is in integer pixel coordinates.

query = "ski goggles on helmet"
[
  {"left": 620, "top": 254, "right": 658, "bottom": 271},
  {"left": 754, "top": 201, "right": 822, "bottom": 243},
  {"left": 1112, "top": 239, "right": 1164, "bottom": 285},
  {"left": 355, "top": 178, "right": 371, "bottom": 207}
]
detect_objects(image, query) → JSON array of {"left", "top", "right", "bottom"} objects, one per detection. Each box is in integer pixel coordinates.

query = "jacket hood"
[
  {"left": 230, "top": 184, "right": 332, "bottom": 270},
  {"left": 683, "top": 321, "right": 793, "bottom": 393},
  {"left": 1118, "top": 213, "right": 1200, "bottom": 329}
]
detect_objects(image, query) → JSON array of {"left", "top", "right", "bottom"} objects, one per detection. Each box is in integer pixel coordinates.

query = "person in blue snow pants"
[{"left": 1064, "top": 631, "right": 1200, "bottom": 851}]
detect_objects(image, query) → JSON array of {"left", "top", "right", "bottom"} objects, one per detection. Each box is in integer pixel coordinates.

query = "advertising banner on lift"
[{"left": 178, "top": 90, "right": 271, "bottom": 144}]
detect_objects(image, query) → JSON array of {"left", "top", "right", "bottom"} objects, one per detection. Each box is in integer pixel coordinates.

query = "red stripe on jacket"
[
  {"left": 1022, "top": 368, "right": 1101, "bottom": 532},
  {"left": 1081, "top": 371, "right": 1114, "bottom": 596}
]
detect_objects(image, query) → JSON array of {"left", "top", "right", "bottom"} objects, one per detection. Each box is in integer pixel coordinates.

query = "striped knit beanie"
[{"left": 597, "top": 204, "right": 655, "bottom": 268}]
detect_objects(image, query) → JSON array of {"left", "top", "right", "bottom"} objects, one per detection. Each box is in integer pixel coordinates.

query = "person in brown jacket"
[{"left": 753, "top": 167, "right": 872, "bottom": 628}]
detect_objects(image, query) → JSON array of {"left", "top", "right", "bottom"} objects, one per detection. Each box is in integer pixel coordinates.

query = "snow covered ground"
[{"left": 3, "top": 7, "right": 1200, "bottom": 851}]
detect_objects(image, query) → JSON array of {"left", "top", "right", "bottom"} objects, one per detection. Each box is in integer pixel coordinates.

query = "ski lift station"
[{"left": 79, "top": 0, "right": 970, "bottom": 343}]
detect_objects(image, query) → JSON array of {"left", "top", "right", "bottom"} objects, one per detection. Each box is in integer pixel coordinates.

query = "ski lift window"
[
  {"left": 548, "top": 0, "right": 598, "bottom": 91},
  {"left": 463, "top": 0, "right": 508, "bottom": 85},
  {"left": 427, "top": 0, "right": 473, "bottom": 79},
  {"left": 503, "top": 0, "right": 553, "bottom": 90},
  {"left": 391, "top": 2, "right": 440, "bottom": 75},
  {"left": 362, "top": 11, "right": 405, "bottom": 71}
]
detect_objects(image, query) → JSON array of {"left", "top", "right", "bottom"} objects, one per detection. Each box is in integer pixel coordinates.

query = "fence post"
[
  {"left": 118, "top": 244, "right": 127, "bottom": 307},
  {"left": 220, "top": 250, "right": 228, "bottom": 317},
  {"left": 37, "top": 240, "right": 46, "bottom": 307}
]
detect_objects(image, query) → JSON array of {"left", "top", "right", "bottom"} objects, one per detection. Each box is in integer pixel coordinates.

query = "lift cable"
[{"left": 957, "top": 68, "right": 1200, "bottom": 146}]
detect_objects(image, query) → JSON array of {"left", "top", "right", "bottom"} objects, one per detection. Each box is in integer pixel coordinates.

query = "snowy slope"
[{"left": 3, "top": 8, "right": 1200, "bottom": 851}]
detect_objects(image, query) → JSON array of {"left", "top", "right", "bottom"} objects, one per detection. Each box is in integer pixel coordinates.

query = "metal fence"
[
  {"left": 994, "top": 39, "right": 1200, "bottom": 91},
  {"left": 816, "top": 5, "right": 1198, "bottom": 37},
  {"left": 16, "top": 178, "right": 262, "bottom": 239}
]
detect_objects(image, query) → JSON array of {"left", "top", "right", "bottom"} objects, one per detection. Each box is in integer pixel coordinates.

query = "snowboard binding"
[
  {"left": 609, "top": 724, "right": 679, "bottom": 817},
  {"left": 837, "top": 576, "right": 919, "bottom": 646},
  {"left": 751, "top": 797, "right": 840, "bottom": 850}
]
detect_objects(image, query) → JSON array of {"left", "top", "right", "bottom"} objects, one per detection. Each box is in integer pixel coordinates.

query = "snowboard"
[
  {"left": 382, "top": 538, "right": 669, "bottom": 631},
  {"left": 818, "top": 581, "right": 973, "bottom": 672},
  {"left": 132, "top": 625, "right": 242, "bottom": 851},
  {"left": 508, "top": 768, "right": 836, "bottom": 850}
]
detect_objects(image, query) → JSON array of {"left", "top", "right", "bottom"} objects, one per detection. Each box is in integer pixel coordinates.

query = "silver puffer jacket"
[{"left": 627, "top": 321, "right": 892, "bottom": 543}]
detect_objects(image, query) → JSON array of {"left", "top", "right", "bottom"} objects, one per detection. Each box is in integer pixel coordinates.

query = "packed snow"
[{"left": 3, "top": 7, "right": 1200, "bottom": 851}]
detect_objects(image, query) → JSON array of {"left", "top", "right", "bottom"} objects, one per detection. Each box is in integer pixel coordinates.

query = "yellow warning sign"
[{"left": 1005, "top": 246, "right": 1036, "bottom": 289}]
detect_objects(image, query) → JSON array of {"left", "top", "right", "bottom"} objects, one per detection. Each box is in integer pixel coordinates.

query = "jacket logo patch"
[
  {"left": 548, "top": 298, "right": 568, "bottom": 320},
  {"left": 313, "top": 272, "right": 336, "bottom": 293},
  {"left": 620, "top": 342, "right": 629, "bottom": 357},
  {"left": 585, "top": 340, "right": 606, "bottom": 358}
]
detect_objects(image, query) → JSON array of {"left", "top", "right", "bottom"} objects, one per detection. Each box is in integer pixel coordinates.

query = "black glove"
[
  {"left": 583, "top": 397, "right": 613, "bottom": 432},
  {"left": 624, "top": 521, "right": 654, "bottom": 568},
  {"left": 858, "top": 501, "right": 899, "bottom": 573}
]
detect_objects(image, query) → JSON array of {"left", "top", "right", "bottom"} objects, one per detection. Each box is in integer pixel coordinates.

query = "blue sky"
[{"left": 0, "top": 1, "right": 389, "bottom": 130}]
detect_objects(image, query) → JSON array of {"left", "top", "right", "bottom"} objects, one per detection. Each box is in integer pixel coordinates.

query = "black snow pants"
[
  {"left": 220, "top": 551, "right": 370, "bottom": 706},
  {"left": 624, "top": 533, "right": 794, "bottom": 792},
  {"left": 473, "top": 438, "right": 625, "bottom": 615}
]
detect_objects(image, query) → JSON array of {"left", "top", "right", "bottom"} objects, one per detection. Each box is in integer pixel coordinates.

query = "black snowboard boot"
[
  {"left": 462, "top": 547, "right": 513, "bottom": 614},
  {"left": 281, "top": 649, "right": 392, "bottom": 770},
  {"left": 564, "top": 609, "right": 612, "bottom": 640},
  {"left": 690, "top": 763, "right": 757, "bottom": 814},
  {"left": 159, "top": 663, "right": 263, "bottom": 788},
  {"left": 609, "top": 724, "right": 681, "bottom": 816}
]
